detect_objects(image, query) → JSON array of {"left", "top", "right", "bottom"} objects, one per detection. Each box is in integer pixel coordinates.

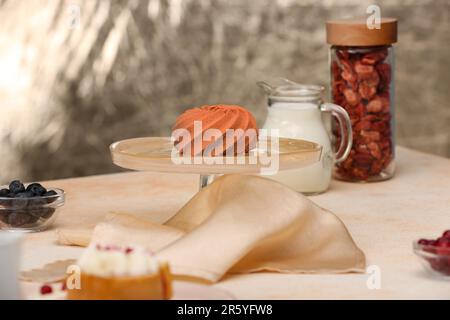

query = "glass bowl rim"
[
  {"left": 413, "top": 239, "right": 450, "bottom": 258},
  {"left": 0, "top": 188, "right": 65, "bottom": 201}
]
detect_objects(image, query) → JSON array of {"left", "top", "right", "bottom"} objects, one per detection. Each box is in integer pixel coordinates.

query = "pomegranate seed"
[
  {"left": 430, "top": 240, "right": 439, "bottom": 246},
  {"left": 125, "top": 247, "right": 134, "bottom": 254},
  {"left": 104, "top": 245, "right": 120, "bottom": 251},
  {"left": 442, "top": 230, "right": 450, "bottom": 239},
  {"left": 40, "top": 284, "right": 53, "bottom": 295}
]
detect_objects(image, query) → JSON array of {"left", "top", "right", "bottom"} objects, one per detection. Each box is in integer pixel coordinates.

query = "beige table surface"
[{"left": 20, "top": 146, "right": 450, "bottom": 299}]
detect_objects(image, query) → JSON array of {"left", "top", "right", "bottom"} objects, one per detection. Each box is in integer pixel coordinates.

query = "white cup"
[{"left": 0, "top": 232, "right": 22, "bottom": 300}]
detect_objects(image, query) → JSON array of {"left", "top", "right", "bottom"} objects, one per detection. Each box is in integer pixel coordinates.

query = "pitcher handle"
[{"left": 320, "top": 103, "right": 353, "bottom": 164}]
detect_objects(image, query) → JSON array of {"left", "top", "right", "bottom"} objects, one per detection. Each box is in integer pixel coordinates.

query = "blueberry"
[
  {"left": 0, "top": 189, "right": 11, "bottom": 206},
  {"left": 30, "top": 207, "right": 54, "bottom": 219},
  {"left": 27, "top": 213, "right": 40, "bottom": 224},
  {"left": 17, "top": 191, "right": 34, "bottom": 198},
  {"left": 9, "top": 180, "right": 25, "bottom": 194},
  {"left": 0, "top": 210, "right": 11, "bottom": 223},
  {"left": 28, "top": 197, "right": 47, "bottom": 208},
  {"left": 0, "top": 188, "right": 9, "bottom": 197},
  {"left": 41, "top": 207, "right": 56, "bottom": 220},
  {"left": 30, "top": 207, "right": 55, "bottom": 220},
  {"left": 7, "top": 212, "right": 32, "bottom": 227},
  {"left": 44, "top": 190, "right": 57, "bottom": 197},
  {"left": 0, "top": 193, "right": 16, "bottom": 207},
  {"left": 43, "top": 190, "right": 58, "bottom": 203},
  {"left": 26, "top": 183, "right": 47, "bottom": 196},
  {"left": 28, "top": 207, "right": 44, "bottom": 218},
  {"left": 11, "top": 192, "right": 32, "bottom": 209}
]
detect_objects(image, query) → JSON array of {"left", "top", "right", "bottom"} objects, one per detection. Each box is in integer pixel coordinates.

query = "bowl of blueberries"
[{"left": 0, "top": 180, "right": 65, "bottom": 232}]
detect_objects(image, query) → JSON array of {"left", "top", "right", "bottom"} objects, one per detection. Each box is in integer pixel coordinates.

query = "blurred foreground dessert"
[
  {"left": 172, "top": 104, "right": 258, "bottom": 156},
  {"left": 67, "top": 244, "right": 172, "bottom": 300}
]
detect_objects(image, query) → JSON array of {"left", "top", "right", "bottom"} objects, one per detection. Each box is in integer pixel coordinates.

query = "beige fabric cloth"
[{"left": 57, "top": 174, "right": 365, "bottom": 282}]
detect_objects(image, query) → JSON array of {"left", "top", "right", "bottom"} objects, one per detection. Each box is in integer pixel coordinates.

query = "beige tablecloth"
[{"left": 20, "top": 147, "right": 450, "bottom": 299}]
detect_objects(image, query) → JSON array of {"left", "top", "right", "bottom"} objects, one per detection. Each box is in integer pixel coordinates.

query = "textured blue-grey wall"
[{"left": 0, "top": 0, "right": 448, "bottom": 182}]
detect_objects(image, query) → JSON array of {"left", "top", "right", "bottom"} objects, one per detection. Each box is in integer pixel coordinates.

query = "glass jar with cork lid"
[{"left": 326, "top": 18, "right": 397, "bottom": 182}]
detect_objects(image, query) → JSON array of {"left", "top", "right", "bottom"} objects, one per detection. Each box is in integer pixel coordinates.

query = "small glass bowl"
[
  {"left": 0, "top": 188, "right": 65, "bottom": 232},
  {"left": 413, "top": 240, "right": 450, "bottom": 280}
]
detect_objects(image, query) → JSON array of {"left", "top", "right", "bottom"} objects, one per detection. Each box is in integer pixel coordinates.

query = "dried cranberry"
[
  {"left": 442, "top": 230, "right": 450, "bottom": 239},
  {"left": 354, "top": 120, "right": 371, "bottom": 131},
  {"left": 376, "top": 63, "right": 391, "bottom": 88},
  {"left": 370, "top": 160, "right": 384, "bottom": 175},
  {"left": 366, "top": 98, "right": 382, "bottom": 113},
  {"left": 436, "top": 237, "right": 450, "bottom": 247},
  {"left": 360, "top": 130, "right": 381, "bottom": 142},
  {"left": 361, "top": 51, "right": 387, "bottom": 65},
  {"left": 351, "top": 167, "right": 369, "bottom": 180},
  {"left": 354, "top": 61, "right": 375, "bottom": 79},
  {"left": 437, "top": 244, "right": 450, "bottom": 256},
  {"left": 353, "top": 153, "right": 373, "bottom": 165},
  {"left": 343, "top": 89, "right": 360, "bottom": 106},
  {"left": 359, "top": 82, "right": 377, "bottom": 100},
  {"left": 368, "top": 142, "right": 381, "bottom": 159}
]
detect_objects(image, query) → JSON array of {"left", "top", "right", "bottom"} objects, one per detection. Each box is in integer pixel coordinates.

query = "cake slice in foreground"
[{"left": 67, "top": 244, "right": 172, "bottom": 300}]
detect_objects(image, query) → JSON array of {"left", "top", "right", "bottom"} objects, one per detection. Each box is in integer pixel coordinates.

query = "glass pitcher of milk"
[{"left": 258, "top": 79, "right": 352, "bottom": 194}]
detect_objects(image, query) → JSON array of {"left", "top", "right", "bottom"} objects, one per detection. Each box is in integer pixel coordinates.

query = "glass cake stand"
[{"left": 110, "top": 137, "right": 322, "bottom": 190}]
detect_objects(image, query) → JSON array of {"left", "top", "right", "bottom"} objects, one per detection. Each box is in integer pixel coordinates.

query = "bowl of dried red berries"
[
  {"left": 0, "top": 180, "right": 65, "bottom": 232},
  {"left": 413, "top": 230, "right": 450, "bottom": 280}
]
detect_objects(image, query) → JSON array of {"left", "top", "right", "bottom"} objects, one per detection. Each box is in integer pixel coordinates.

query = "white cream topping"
[{"left": 78, "top": 244, "right": 159, "bottom": 277}]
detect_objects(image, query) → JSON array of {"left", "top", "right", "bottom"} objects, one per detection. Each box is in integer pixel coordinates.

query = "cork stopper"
[{"left": 326, "top": 18, "right": 397, "bottom": 46}]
